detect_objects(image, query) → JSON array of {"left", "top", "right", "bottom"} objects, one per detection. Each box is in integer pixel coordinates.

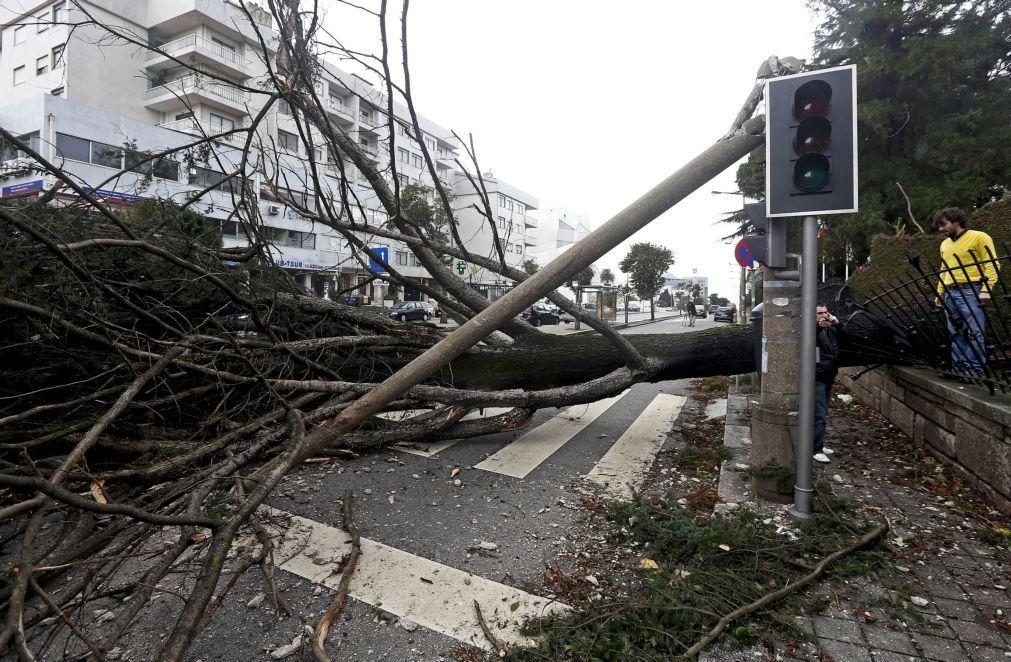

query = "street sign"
[
  {"left": 456, "top": 260, "right": 466, "bottom": 275},
  {"left": 766, "top": 65, "right": 857, "bottom": 217},
  {"left": 368, "top": 246, "right": 389, "bottom": 273},
  {"left": 735, "top": 239, "right": 761, "bottom": 269}
]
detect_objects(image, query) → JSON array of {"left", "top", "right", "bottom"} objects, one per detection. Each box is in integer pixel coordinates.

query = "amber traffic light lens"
[
  {"left": 793, "top": 153, "right": 831, "bottom": 192},
  {"left": 793, "top": 80, "right": 832, "bottom": 121},
  {"left": 794, "top": 116, "right": 832, "bottom": 154}
]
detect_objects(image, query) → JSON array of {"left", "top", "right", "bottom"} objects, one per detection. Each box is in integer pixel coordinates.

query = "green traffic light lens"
[
  {"left": 794, "top": 116, "right": 832, "bottom": 154},
  {"left": 793, "top": 80, "right": 832, "bottom": 120},
  {"left": 793, "top": 154, "right": 831, "bottom": 192}
]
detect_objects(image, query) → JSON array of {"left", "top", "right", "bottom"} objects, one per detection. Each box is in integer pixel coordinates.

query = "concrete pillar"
[{"left": 751, "top": 221, "right": 802, "bottom": 502}]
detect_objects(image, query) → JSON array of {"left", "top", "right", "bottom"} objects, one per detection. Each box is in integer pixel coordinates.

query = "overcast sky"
[{"left": 320, "top": 1, "right": 821, "bottom": 300}]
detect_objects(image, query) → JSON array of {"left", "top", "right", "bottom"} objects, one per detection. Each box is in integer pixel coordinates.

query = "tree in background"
[
  {"left": 709, "top": 293, "right": 730, "bottom": 306},
  {"left": 619, "top": 242, "right": 674, "bottom": 321},
  {"left": 575, "top": 265, "right": 595, "bottom": 286},
  {"left": 599, "top": 268, "right": 615, "bottom": 286},
  {"left": 657, "top": 289, "right": 673, "bottom": 309},
  {"left": 724, "top": 0, "right": 1011, "bottom": 277},
  {"left": 522, "top": 258, "right": 539, "bottom": 275}
]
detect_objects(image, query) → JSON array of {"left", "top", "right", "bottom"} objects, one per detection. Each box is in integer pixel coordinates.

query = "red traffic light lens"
[
  {"left": 793, "top": 154, "right": 830, "bottom": 192},
  {"left": 794, "top": 116, "right": 832, "bottom": 154},
  {"left": 793, "top": 80, "right": 832, "bottom": 120}
]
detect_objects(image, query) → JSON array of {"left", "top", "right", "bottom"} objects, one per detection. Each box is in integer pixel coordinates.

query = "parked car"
[
  {"left": 626, "top": 301, "right": 641, "bottom": 312},
  {"left": 581, "top": 302, "right": 597, "bottom": 311},
  {"left": 559, "top": 311, "right": 576, "bottom": 323},
  {"left": 387, "top": 301, "right": 436, "bottom": 322},
  {"left": 695, "top": 304, "right": 707, "bottom": 318},
  {"left": 708, "top": 304, "right": 720, "bottom": 316},
  {"left": 713, "top": 306, "right": 735, "bottom": 322},
  {"left": 520, "top": 303, "right": 560, "bottom": 326}
]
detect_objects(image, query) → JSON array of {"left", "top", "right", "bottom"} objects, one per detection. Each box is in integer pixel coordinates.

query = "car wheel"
[
  {"left": 423, "top": 313, "right": 431, "bottom": 321},
  {"left": 398, "top": 314, "right": 407, "bottom": 322},
  {"left": 531, "top": 317, "right": 541, "bottom": 327}
]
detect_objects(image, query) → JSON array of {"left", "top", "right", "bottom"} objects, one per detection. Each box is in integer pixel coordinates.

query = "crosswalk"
[{"left": 385, "top": 388, "right": 686, "bottom": 496}]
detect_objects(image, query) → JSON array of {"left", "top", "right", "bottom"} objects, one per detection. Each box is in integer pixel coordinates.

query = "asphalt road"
[{"left": 183, "top": 320, "right": 715, "bottom": 661}]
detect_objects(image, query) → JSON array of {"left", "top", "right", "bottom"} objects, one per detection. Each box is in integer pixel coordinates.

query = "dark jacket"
[{"left": 816, "top": 324, "right": 841, "bottom": 384}]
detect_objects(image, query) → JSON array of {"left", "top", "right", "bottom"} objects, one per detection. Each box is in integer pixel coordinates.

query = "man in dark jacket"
[{"left": 814, "top": 304, "right": 841, "bottom": 463}]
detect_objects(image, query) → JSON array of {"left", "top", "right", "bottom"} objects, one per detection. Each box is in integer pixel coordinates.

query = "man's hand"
[{"left": 934, "top": 296, "right": 943, "bottom": 308}]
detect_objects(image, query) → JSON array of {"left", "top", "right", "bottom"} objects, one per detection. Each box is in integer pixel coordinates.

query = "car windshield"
[{"left": 391, "top": 302, "right": 409, "bottom": 309}]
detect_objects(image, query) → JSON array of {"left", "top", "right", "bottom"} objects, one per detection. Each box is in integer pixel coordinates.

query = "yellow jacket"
[{"left": 937, "top": 229, "right": 1000, "bottom": 296}]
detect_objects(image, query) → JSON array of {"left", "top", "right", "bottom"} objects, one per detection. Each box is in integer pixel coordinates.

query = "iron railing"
[{"left": 846, "top": 245, "right": 1011, "bottom": 394}]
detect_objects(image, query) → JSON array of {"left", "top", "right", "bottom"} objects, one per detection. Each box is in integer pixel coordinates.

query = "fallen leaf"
[
  {"left": 639, "top": 558, "right": 659, "bottom": 570},
  {"left": 190, "top": 532, "right": 208, "bottom": 544},
  {"left": 450, "top": 467, "right": 461, "bottom": 478},
  {"left": 509, "top": 601, "right": 520, "bottom": 612},
  {"left": 89, "top": 480, "right": 108, "bottom": 504},
  {"left": 718, "top": 544, "right": 731, "bottom": 551}
]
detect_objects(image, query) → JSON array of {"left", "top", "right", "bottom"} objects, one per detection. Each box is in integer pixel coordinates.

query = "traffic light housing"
[
  {"left": 743, "top": 202, "right": 787, "bottom": 268},
  {"left": 766, "top": 66, "right": 857, "bottom": 218}
]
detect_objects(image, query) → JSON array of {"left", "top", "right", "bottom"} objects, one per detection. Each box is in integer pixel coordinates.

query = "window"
[
  {"left": 277, "top": 98, "right": 292, "bottom": 116},
  {"left": 396, "top": 250, "right": 408, "bottom": 266},
  {"left": 91, "top": 141, "right": 123, "bottom": 168},
  {"left": 209, "top": 113, "right": 235, "bottom": 131},
  {"left": 51, "top": 44, "right": 64, "bottom": 69},
  {"left": 497, "top": 216, "right": 506, "bottom": 229},
  {"left": 1, "top": 132, "right": 40, "bottom": 161},
  {"left": 278, "top": 129, "right": 298, "bottom": 153},
  {"left": 498, "top": 194, "right": 506, "bottom": 207},
  {"left": 50, "top": 86, "right": 63, "bottom": 96},
  {"left": 189, "top": 166, "right": 236, "bottom": 194},
  {"left": 36, "top": 13, "right": 48, "bottom": 33},
  {"left": 398, "top": 147, "right": 409, "bottom": 163},
  {"left": 126, "top": 152, "right": 178, "bottom": 181},
  {"left": 55, "top": 133, "right": 90, "bottom": 162},
  {"left": 507, "top": 199, "right": 513, "bottom": 211},
  {"left": 210, "top": 36, "right": 235, "bottom": 53},
  {"left": 359, "top": 108, "right": 371, "bottom": 123},
  {"left": 515, "top": 244, "right": 524, "bottom": 254},
  {"left": 36, "top": 56, "right": 48, "bottom": 76},
  {"left": 397, "top": 173, "right": 409, "bottom": 187},
  {"left": 424, "top": 137, "right": 435, "bottom": 151},
  {"left": 516, "top": 203, "right": 524, "bottom": 215},
  {"left": 411, "top": 153, "right": 423, "bottom": 169},
  {"left": 53, "top": 2, "right": 67, "bottom": 23},
  {"left": 13, "top": 66, "right": 25, "bottom": 86},
  {"left": 288, "top": 230, "right": 315, "bottom": 249},
  {"left": 398, "top": 122, "right": 410, "bottom": 137},
  {"left": 13, "top": 25, "right": 25, "bottom": 45},
  {"left": 410, "top": 255, "right": 422, "bottom": 267}
]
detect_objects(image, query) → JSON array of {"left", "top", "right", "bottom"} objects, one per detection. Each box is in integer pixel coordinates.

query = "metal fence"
[{"left": 840, "top": 245, "right": 1010, "bottom": 394}]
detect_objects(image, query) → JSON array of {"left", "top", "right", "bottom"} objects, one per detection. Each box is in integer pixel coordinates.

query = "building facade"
[{"left": 0, "top": 0, "right": 536, "bottom": 304}]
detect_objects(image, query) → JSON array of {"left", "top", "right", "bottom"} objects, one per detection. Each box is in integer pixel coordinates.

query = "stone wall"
[{"left": 839, "top": 366, "right": 1011, "bottom": 515}]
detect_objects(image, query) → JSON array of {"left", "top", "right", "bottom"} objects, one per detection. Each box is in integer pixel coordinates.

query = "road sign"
[
  {"left": 766, "top": 65, "right": 857, "bottom": 217},
  {"left": 369, "top": 246, "right": 389, "bottom": 273},
  {"left": 457, "top": 260, "right": 466, "bottom": 275},
  {"left": 735, "top": 239, "right": 761, "bottom": 268}
]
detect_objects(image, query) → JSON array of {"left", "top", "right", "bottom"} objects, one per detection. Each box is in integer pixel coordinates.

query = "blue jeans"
[
  {"left": 814, "top": 381, "right": 831, "bottom": 455},
  {"left": 943, "top": 286, "right": 987, "bottom": 375}
]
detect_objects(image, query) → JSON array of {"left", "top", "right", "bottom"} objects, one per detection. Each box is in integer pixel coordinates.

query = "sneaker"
[
  {"left": 823, "top": 448, "right": 835, "bottom": 455},
  {"left": 813, "top": 453, "right": 831, "bottom": 464}
]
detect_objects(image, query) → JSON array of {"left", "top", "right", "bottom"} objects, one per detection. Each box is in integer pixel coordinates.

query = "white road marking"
[
  {"left": 263, "top": 508, "right": 568, "bottom": 650},
  {"left": 586, "top": 393, "right": 686, "bottom": 500},
  {"left": 474, "top": 391, "right": 629, "bottom": 479},
  {"left": 392, "top": 407, "right": 513, "bottom": 457}
]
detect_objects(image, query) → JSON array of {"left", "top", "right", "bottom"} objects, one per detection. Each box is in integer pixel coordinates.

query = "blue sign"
[
  {"left": 734, "top": 239, "right": 760, "bottom": 269},
  {"left": 80, "top": 187, "right": 144, "bottom": 203},
  {"left": 2, "top": 179, "right": 43, "bottom": 198},
  {"left": 369, "top": 246, "right": 389, "bottom": 274}
]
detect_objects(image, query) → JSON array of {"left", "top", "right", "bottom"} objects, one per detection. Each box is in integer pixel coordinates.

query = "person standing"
[
  {"left": 933, "top": 207, "right": 1000, "bottom": 377},
  {"left": 813, "top": 304, "right": 841, "bottom": 464}
]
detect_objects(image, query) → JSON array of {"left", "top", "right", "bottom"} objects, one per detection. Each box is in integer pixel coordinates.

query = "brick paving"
[{"left": 710, "top": 389, "right": 1010, "bottom": 661}]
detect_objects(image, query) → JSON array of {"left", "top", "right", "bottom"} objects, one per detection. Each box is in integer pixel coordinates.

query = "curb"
[{"left": 714, "top": 389, "right": 755, "bottom": 514}]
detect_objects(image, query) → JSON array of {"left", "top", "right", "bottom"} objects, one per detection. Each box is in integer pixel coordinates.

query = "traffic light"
[{"left": 766, "top": 65, "right": 857, "bottom": 218}]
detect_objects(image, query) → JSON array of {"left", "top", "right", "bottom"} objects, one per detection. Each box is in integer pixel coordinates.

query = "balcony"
[
  {"left": 358, "top": 111, "right": 385, "bottom": 130},
  {"left": 157, "top": 118, "right": 245, "bottom": 147},
  {"left": 435, "top": 150, "right": 457, "bottom": 165},
  {"left": 326, "top": 97, "right": 355, "bottom": 124},
  {"left": 146, "top": 35, "right": 253, "bottom": 79},
  {"left": 144, "top": 74, "right": 250, "bottom": 114},
  {"left": 524, "top": 216, "right": 538, "bottom": 228},
  {"left": 358, "top": 142, "right": 379, "bottom": 159}
]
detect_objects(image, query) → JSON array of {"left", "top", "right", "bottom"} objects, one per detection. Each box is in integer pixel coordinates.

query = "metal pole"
[{"left": 790, "top": 215, "right": 818, "bottom": 522}]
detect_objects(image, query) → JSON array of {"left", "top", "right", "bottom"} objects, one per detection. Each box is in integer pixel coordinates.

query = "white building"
[
  {"left": 662, "top": 275, "right": 709, "bottom": 306},
  {"left": 452, "top": 172, "right": 538, "bottom": 300},
  {"left": 525, "top": 206, "right": 592, "bottom": 271},
  {"left": 0, "top": 0, "right": 536, "bottom": 304}
]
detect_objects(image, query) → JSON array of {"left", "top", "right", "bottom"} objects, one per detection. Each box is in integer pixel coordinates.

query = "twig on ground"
[
  {"left": 312, "top": 488, "right": 361, "bottom": 662},
  {"left": 473, "top": 599, "right": 506, "bottom": 658}
]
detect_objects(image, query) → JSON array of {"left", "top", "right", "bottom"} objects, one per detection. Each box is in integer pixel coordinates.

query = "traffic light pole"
[{"left": 789, "top": 215, "right": 819, "bottom": 522}]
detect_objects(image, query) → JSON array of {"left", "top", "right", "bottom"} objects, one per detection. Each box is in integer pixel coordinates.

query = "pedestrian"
[
  {"left": 933, "top": 207, "right": 1000, "bottom": 377},
  {"left": 813, "top": 303, "right": 841, "bottom": 464},
  {"left": 687, "top": 304, "right": 696, "bottom": 327}
]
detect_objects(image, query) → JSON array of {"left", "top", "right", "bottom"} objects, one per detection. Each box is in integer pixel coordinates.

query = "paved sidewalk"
[{"left": 712, "top": 389, "right": 1011, "bottom": 661}]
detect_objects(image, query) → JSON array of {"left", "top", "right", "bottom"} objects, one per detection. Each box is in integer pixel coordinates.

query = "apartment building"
[
  {"left": 452, "top": 172, "right": 538, "bottom": 300},
  {"left": 0, "top": 0, "right": 534, "bottom": 304},
  {"left": 663, "top": 275, "right": 709, "bottom": 305},
  {"left": 525, "top": 206, "right": 593, "bottom": 270}
]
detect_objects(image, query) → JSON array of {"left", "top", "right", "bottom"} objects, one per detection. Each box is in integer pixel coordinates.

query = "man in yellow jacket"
[{"left": 933, "top": 207, "right": 1000, "bottom": 377}]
